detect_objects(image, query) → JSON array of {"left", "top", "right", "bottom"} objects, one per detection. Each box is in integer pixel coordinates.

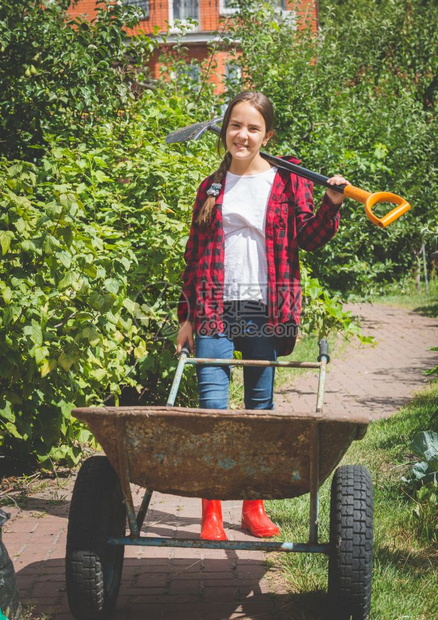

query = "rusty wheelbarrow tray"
[{"left": 66, "top": 340, "right": 373, "bottom": 620}]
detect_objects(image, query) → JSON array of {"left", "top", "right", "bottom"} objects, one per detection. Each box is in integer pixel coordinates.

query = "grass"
[
  {"left": 21, "top": 603, "right": 54, "bottom": 620},
  {"left": 264, "top": 351, "right": 438, "bottom": 619},
  {"left": 368, "top": 277, "right": 438, "bottom": 314},
  {"left": 0, "top": 469, "right": 71, "bottom": 510}
]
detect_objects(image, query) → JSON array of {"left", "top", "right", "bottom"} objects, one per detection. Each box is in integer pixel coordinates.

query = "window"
[
  {"left": 221, "top": 0, "right": 288, "bottom": 14},
  {"left": 177, "top": 63, "right": 201, "bottom": 83},
  {"left": 225, "top": 63, "right": 242, "bottom": 87},
  {"left": 124, "top": 0, "right": 150, "bottom": 20},
  {"left": 171, "top": 0, "right": 199, "bottom": 22},
  {"left": 220, "top": 0, "right": 238, "bottom": 15}
]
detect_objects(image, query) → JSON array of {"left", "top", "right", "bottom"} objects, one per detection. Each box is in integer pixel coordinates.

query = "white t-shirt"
[{"left": 222, "top": 167, "right": 277, "bottom": 303}]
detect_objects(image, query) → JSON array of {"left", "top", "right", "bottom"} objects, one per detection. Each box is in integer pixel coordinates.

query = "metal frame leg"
[{"left": 308, "top": 421, "right": 320, "bottom": 545}]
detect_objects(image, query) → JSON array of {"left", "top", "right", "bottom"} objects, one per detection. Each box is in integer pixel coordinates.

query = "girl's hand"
[
  {"left": 325, "top": 175, "right": 350, "bottom": 206},
  {"left": 176, "top": 321, "right": 194, "bottom": 355}
]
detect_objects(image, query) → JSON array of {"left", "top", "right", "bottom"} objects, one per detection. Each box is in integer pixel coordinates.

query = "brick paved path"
[
  {"left": 3, "top": 303, "right": 438, "bottom": 620},
  {"left": 276, "top": 303, "right": 438, "bottom": 420}
]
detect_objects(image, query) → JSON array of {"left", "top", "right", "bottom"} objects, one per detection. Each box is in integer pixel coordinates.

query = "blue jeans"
[{"left": 195, "top": 301, "right": 277, "bottom": 410}]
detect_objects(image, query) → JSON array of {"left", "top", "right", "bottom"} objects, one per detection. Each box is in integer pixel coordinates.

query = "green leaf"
[
  {"left": 40, "top": 359, "right": 57, "bottom": 377},
  {"left": 411, "top": 431, "right": 438, "bottom": 463},
  {"left": 91, "top": 368, "right": 107, "bottom": 381},
  {"left": 0, "top": 230, "right": 14, "bottom": 255},
  {"left": 75, "top": 428, "right": 93, "bottom": 445},
  {"left": 5, "top": 421, "right": 22, "bottom": 439},
  {"left": 43, "top": 234, "right": 60, "bottom": 254},
  {"left": 21, "top": 239, "right": 37, "bottom": 253},
  {"left": 33, "top": 345, "right": 49, "bottom": 365},
  {"left": 123, "top": 298, "right": 139, "bottom": 314},
  {"left": 118, "top": 256, "right": 131, "bottom": 271},
  {"left": 0, "top": 285, "right": 12, "bottom": 304},
  {"left": 57, "top": 399, "right": 73, "bottom": 418},
  {"left": 81, "top": 325, "right": 101, "bottom": 345},
  {"left": 89, "top": 292, "right": 116, "bottom": 313},
  {"left": 24, "top": 321, "right": 43, "bottom": 346},
  {"left": 95, "top": 170, "right": 110, "bottom": 182},
  {"left": 104, "top": 278, "right": 121, "bottom": 294},
  {"left": 56, "top": 251, "right": 72, "bottom": 269},
  {"left": 58, "top": 350, "right": 79, "bottom": 371},
  {"left": 14, "top": 218, "right": 27, "bottom": 233},
  {"left": 58, "top": 271, "right": 78, "bottom": 290},
  {"left": 0, "top": 399, "right": 15, "bottom": 422}
]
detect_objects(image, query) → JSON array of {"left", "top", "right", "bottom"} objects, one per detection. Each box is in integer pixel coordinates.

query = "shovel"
[{"left": 165, "top": 118, "right": 410, "bottom": 228}]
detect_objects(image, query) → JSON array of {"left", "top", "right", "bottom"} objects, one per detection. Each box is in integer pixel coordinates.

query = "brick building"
[{"left": 68, "top": 1, "right": 318, "bottom": 91}]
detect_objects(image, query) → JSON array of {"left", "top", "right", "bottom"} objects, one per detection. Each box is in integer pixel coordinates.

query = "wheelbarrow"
[{"left": 65, "top": 340, "right": 373, "bottom": 620}]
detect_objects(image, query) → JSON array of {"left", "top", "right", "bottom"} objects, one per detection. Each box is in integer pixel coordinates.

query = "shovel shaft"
[{"left": 260, "top": 152, "right": 345, "bottom": 193}]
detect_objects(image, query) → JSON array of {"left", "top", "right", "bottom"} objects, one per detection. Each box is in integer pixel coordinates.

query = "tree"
[
  {"left": 222, "top": 0, "right": 438, "bottom": 292},
  {"left": 0, "top": 0, "right": 154, "bottom": 159}
]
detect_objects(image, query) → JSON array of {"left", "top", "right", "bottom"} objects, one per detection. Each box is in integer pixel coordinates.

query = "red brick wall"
[
  {"left": 200, "top": 0, "right": 221, "bottom": 31},
  {"left": 67, "top": 0, "right": 99, "bottom": 20},
  {"left": 68, "top": 0, "right": 318, "bottom": 35},
  {"left": 147, "top": 45, "right": 228, "bottom": 93},
  {"left": 129, "top": 1, "right": 170, "bottom": 36}
]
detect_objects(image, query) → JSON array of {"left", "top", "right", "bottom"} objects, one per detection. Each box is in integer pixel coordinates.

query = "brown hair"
[{"left": 196, "top": 91, "right": 275, "bottom": 226}]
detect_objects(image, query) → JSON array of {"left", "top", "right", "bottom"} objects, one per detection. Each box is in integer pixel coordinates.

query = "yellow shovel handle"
[{"left": 343, "top": 185, "right": 411, "bottom": 228}]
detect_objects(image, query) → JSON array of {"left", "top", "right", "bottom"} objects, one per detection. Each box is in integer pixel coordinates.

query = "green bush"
[
  {"left": 0, "top": 1, "right": 220, "bottom": 466},
  {"left": 0, "top": 156, "right": 141, "bottom": 464},
  {"left": 0, "top": 90, "right": 218, "bottom": 466}
]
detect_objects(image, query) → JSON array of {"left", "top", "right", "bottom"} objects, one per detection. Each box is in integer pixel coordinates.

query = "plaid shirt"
[{"left": 178, "top": 157, "right": 341, "bottom": 356}]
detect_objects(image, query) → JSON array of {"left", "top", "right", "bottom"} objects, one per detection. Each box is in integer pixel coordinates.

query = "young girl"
[{"left": 176, "top": 91, "right": 349, "bottom": 540}]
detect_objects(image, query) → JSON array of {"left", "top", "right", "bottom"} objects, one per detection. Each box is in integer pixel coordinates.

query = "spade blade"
[{"left": 165, "top": 117, "right": 223, "bottom": 144}]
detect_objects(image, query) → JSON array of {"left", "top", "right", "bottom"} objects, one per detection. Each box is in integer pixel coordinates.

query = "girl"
[{"left": 176, "top": 91, "right": 349, "bottom": 540}]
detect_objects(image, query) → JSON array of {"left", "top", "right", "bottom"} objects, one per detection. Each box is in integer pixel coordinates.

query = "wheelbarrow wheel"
[
  {"left": 328, "top": 465, "right": 373, "bottom": 620},
  {"left": 66, "top": 456, "right": 126, "bottom": 620}
]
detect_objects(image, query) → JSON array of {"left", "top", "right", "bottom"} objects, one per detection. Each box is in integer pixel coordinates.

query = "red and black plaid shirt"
[{"left": 178, "top": 157, "right": 341, "bottom": 355}]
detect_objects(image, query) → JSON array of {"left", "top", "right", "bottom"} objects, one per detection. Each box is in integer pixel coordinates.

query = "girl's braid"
[{"left": 196, "top": 151, "right": 232, "bottom": 227}]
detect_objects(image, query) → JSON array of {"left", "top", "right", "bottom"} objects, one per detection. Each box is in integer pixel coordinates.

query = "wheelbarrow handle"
[
  {"left": 179, "top": 342, "right": 191, "bottom": 358},
  {"left": 167, "top": 341, "right": 192, "bottom": 406},
  {"left": 318, "top": 339, "right": 330, "bottom": 363}
]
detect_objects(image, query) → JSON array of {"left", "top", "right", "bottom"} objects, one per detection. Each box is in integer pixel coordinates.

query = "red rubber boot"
[
  {"left": 241, "top": 500, "right": 280, "bottom": 537},
  {"left": 200, "top": 499, "right": 227, "bottom": 540}
]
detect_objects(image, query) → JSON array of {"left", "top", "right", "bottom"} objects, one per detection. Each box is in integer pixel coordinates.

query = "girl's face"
[{"left": 225, "top": 101, "right": 273, "bottom": 164}]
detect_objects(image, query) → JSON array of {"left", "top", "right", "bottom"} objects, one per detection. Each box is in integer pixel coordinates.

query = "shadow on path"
[{"left": 17, "top": 557, "right": 328, "bottom": 620}]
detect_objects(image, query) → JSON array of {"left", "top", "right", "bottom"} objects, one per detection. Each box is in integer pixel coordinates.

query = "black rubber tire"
[
  {"left": 328, "top": 465, "right": 373, "bottom": 620},
  {"left": 66, "top": 456, "right": 126, "bottom": 620}
]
